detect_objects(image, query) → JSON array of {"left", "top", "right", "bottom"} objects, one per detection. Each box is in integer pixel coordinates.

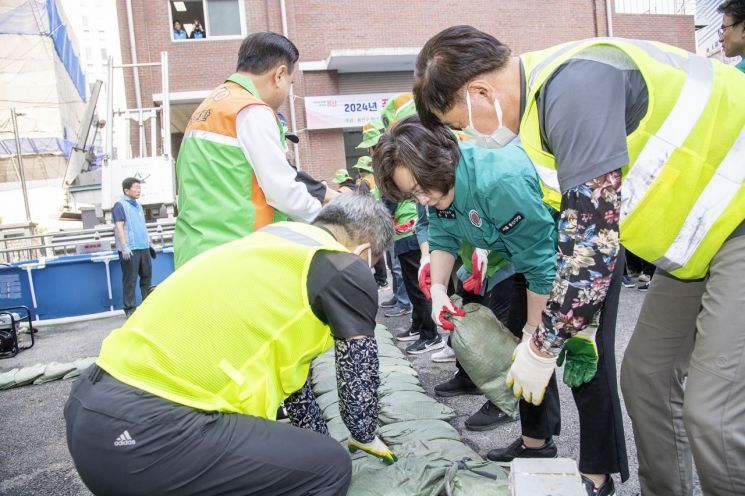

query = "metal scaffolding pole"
[{"left": 10, "top": 108, "right": 32, "bottom": 223}]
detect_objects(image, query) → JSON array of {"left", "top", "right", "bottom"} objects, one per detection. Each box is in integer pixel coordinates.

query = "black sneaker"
[
  {"left": 582, "top": 475, "right": 615, "bottom": 496},
  {"left": 406, "top": 336, "right": 444, "bottom": 355},
  {"left": 380, "top": 297, "right": 398, "bottom": 308},
  {"left": 384, "top": 306, "right": 413, "bottom": 317},
  {"left": 377, "top": 281, "right": 389, "bottom": 291},
  {"left": 395, "top": 327, "right": 420, "bottom": 342},
  {"left": 434, "top": 371, "right": 480, "bottom": 397},
  {"left": 638, "top": 282, "right": 650, "bottom": 292},
  {"left": 486, "top": 437, "right": 558, "bottom": 462},
  {"left": 465, "top": 400, "right": 518, "bottom": 431}
]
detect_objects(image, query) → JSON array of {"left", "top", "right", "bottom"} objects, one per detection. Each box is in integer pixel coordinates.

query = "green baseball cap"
[
  {"left": 332, "top": 168, "right": 353, "bottom": 184},
  {"left": 353, "top": 156, "right": 373, "bottom": 174},
  {"left": 356, "top": 119, "right": 385, "bottom": 149}
]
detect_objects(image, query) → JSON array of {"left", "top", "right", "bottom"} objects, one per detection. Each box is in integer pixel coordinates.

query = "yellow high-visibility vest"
[
  {"left": 520, "top": 38, "right": 745, "bottom": 279},
  {"left": 97, "top": 222, "right": 348, "bottom": 419}
]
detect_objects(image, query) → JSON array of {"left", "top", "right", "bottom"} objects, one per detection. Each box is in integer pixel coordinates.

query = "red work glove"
[
  {"left": 393, "top": 219, "right": 416, "bottom": 235},
  {"left": 418, "top": 256, "right": 431, "bottom": 300},
  {"left": 462, "top": 248, "right": 489, "bottom": 295}
]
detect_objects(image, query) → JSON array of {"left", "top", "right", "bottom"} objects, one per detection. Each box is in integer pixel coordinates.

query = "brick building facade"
[{"left": 117, "top": 0, "right": 695, "bottom": 184}]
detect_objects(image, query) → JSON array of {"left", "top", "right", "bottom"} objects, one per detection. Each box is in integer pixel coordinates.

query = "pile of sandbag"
[
  {"left": 0, "top": 357, "right": 97, "bottom": 389},
  {"left": 311, "top": 324, "right": 511, "bottom": 496}
]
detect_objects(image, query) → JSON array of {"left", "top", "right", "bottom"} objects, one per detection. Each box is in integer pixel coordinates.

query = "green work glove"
[
  {"left": 348, "top": 436, "right": 398, "bottom": 465},
  {"left": 556, "top": 326, "right": 599, "bottom": 388}
]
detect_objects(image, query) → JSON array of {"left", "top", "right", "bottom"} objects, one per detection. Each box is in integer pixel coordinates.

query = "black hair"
[
  {"left": 414, "top": 25, "right": 511, "bottom": 127},
  {"left": 122, "top": 177, "right": 140, "bottom": 192},
  {"left": 236, "top": 32, "right": 300, "bottom": 75},
  {"left": 372, "top": 115, "right": 460, "bottom": 201},
  {"left": 718, "top": 0, "right": 745, "bottom": 24},
  {"left": 173, "top": 20, "right": 182, "bottom": 28}
]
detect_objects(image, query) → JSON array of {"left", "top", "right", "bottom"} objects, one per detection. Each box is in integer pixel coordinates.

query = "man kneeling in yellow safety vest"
[{"left": 64, "top": 193, "right": 396, "bottom": 496}]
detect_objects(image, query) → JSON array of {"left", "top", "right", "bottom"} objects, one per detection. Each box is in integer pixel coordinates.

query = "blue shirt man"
[{"left": 112, "top": 177, "right": 152, "bottom": 317}]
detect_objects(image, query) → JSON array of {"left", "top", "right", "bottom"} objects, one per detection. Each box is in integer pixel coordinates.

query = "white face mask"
[{"left": 463, "top": 90, "right": 517, "bottom": 148}]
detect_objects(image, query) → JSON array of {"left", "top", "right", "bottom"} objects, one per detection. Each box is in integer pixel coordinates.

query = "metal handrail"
[{"left": 0, "top": 221, "right": 175, "bottom": 264}]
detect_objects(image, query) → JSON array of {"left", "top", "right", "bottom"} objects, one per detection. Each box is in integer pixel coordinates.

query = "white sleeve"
[{"left": 236, "top": 106, "right": 322, "bottom": 223}]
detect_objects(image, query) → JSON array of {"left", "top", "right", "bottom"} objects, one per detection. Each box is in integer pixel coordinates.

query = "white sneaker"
[
  {"left": 638, "top": 273, "right": 651, "bottom": 283},
  {"left": 431, "top": 343, "right": 456, "bottom": 363}
]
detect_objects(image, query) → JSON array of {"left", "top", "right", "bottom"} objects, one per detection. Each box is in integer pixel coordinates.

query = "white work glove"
[
  {"left": 348, "top": 436, "right": 397, "bottom": 465},
  {"left": 462, "top": 248, "right": 489, "bottom": 295},
  {"left": 506, "top": 341, "right": 557, "bottom": 406},
  {"left": 430, "top": 283, "right": 465, "bottom": 331},
  {"left": 521, "top": 324, "right": 536, "bottom": 344},
  {"left": 121, "top": 246, "right": 132, "bottom": 260}
]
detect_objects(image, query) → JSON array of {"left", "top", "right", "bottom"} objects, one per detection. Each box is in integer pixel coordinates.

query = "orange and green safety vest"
[{"left": 173, "top": 73, "right": 287, "bottom": 268}]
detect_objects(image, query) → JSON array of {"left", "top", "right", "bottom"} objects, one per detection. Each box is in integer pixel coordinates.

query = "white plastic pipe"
[{"left": 280, "top": 0, "right": 302, "bottom": 169}]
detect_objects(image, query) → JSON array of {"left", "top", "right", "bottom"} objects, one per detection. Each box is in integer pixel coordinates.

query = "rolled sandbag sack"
[
  {"left": 449, "top": 295, "right": 519, "bottom": 417},
  {"left": 378, "top": 391, "right": 456, "bottom": 424},
  {"left": 326, "top": 417, "right": 351, "bottom": 442},
  {"left": 378, "top": 419, "right": 461, "bottom": 445},
  {"left": 61, "top": 357, "right": 97, "bottom": 380},
  {"left": 0, "top": 368, "right": 20, "bottom": 390},
  {"left": 34, "top": 362, "right": 76, "bottom": 384},
  {"left": 11, "top": 363, "right": 46, "bottom": 387}
]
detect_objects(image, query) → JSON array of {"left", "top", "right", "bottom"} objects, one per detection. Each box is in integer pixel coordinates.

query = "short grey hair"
[{"left": 313, "top": 192, "right": 393, "bottom": 259}]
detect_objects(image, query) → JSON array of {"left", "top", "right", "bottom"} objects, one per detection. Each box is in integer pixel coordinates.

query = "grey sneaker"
[
  {"left": 385, "top": 306, "right": 412, "bottom": 317},
  {"left": 395, "top": 327, "right": 420, "bottom": 342},
  {"left": 406, "top": 336, "right": 444, "bottom": 355}
]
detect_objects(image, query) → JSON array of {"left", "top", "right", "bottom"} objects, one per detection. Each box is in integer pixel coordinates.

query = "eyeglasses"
[
  {"left": 719, "top": 20, "right": 742, "bottom": 38},
  {"left": 406, "top": 185, "right": 447, "bottom": 203}
]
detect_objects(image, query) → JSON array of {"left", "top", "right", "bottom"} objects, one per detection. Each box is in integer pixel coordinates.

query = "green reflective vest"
[
  {"left": 98, "top": 223, "right": 346, "bottom": 419},
  {"left": 520, "top": 39, "right": 745, "bottom": 279}
]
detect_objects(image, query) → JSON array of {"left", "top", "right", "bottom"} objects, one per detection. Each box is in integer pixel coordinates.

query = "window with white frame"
[{"left": 169, "top": 0, "right": 245, "bottom": 41}]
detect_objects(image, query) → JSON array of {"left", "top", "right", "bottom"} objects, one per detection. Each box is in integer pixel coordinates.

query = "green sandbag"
[
  {"left": 379, "top": 364, "right": 417, "bottom": 376},
  {"left": 378, "top": 419, "right": 461, "bottom": 445},
  {"left": 449, "top": 295, "right": 520, "bottom": 417},
  {"left": 61, "top": 357, "right": 97, "bottom": 380},
  {"left": 315, "top": 390, "right": 339, "bottom": 411},
  {"left": 348, "top": 456, "right": 449, "bottom": 496},
  {"left": 378, "top": 356, "right": 411, "bottom": 368},
  {"left": 380, "top": 371, "right": 420, "bottom": 385},
  {"left": 321, "top": 401, "right": 341, "bottom": 420},
  {"left": 11, "top": 363, "right": 45, "bottom": 387},
  {"left": 394, "top": 438, "right": 480, "bottom": 463},
  {"left": 443, "top": 459, "right": 511, "bottom": 496},
  {"left": 34, "top": 362, "right": 76, "bottom": 384},
  {"left": 311, "top": 373, "right": 337, "bottom": 395},
  {"left": 379, "top": 391, "right": 455, "bottom": 424},
  {"left": 326, "top": 417, "right": 351, "bottom": 442},
  {"left": 377, "top": 381, "right": 425, "bottom": 397},
  {"left": 377, "top": 342, "right": 404, "bottom": 357},
  {"left": 0, "top": 368, "right": 20, "bottom": 390}
]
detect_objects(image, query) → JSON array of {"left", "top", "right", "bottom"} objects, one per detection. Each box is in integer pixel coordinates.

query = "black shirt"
[{"left": 306, "top": 251, "right": 378, "bottom": 340}]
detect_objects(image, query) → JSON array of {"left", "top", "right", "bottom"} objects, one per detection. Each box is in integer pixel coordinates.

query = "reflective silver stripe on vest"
[
  {"left": 527, "top": 40, "right": 586, "bottom": 90},
  {"left": 184, "top": 129, "right": 240, "bottom": 147},
  {"left": 654, "top": 124, "right": 745, "bottom": 272},
  {"left": 621, "top": 43, "right": 714, "bottom": 221},
  {"left": 259, "top": 225, "right": 322, "bottom": 247},
  {"left": 534, "top": 163, "right": 561, "bottom": 192},
  {"left": 395, "top": 98, "right": 415, "bottom": 117}
]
